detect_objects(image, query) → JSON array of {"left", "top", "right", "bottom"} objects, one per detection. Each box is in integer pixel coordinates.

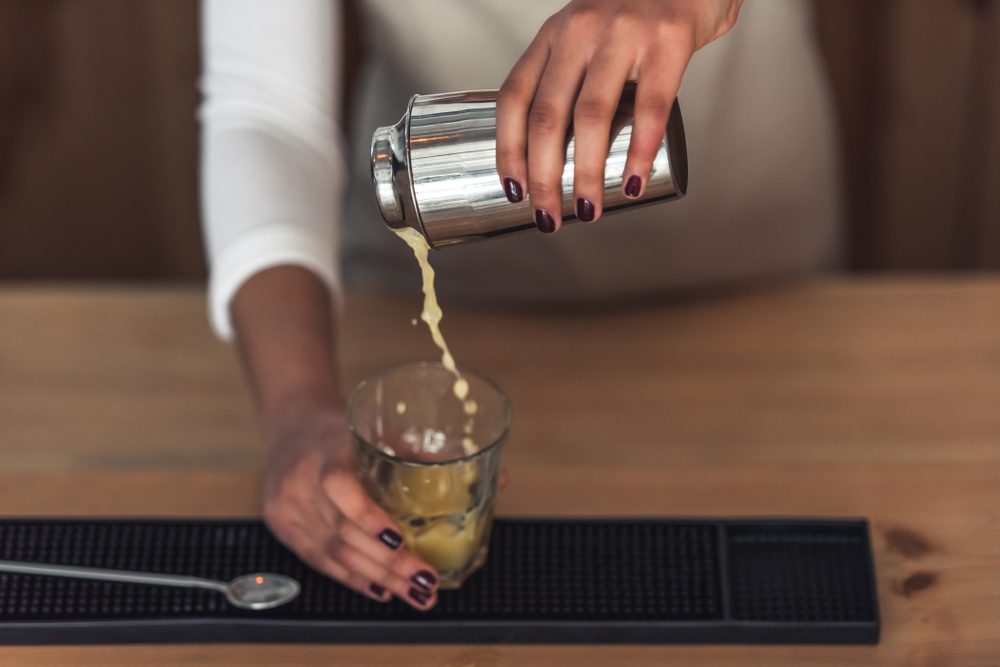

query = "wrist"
[{"left": 259, "top": 382, "right": 346, "bottom": 439}]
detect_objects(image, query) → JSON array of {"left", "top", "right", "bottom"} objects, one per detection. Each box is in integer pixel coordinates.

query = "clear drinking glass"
[{"left": 348, "top": 362, "right": 511, "bottom": 589}]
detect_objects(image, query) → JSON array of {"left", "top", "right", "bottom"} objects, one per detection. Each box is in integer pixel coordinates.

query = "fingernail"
[
  {"left": 369, "top": 582, "right": 387, "bottom": 598},
  {"left": 412, "top": 570, "right": 437, "bottom": 590},
  {"left": 378, "top": 528, "right": 403, "bottom": 550},
  {"left": 624, "top": 175, "right": 642, "bottom": 198},
  {"left": 503, "top": 177, "right": 523, "bottom": 203},
  {"left": 408, "top": 586, "right": 432, "bottom": 606},
  {"left": 576, "top": 197, "right": 595, "bottom": 222},
  {"left": 535, "top": 208, "right": 555, "bottom": 234}
]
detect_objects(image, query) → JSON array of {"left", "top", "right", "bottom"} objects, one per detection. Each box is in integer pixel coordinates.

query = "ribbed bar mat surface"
[{"left": 0, "top": 518, "right": 878, "bottom": 644}]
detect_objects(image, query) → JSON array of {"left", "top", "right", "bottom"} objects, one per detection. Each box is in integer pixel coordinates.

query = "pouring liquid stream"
[{"left": 393, "top": 227, "right": 478, "bottom": 455}]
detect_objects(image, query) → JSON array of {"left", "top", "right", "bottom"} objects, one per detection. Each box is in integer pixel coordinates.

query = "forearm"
[{"left": 230, "top": 265, "right": 344, "bottom": 434}]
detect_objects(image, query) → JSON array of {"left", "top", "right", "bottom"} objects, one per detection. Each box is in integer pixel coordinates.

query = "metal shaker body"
[{"left": 371, "top": 83, "right": 688, "bottom": 248}]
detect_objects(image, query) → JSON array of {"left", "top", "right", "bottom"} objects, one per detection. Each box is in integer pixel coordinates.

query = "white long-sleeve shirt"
[{"left": 201, "top": 0, "right": 840, "bottom": 340}]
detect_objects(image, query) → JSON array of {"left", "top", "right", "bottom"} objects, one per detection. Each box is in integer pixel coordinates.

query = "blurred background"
[{"left": 0, "top": 0, "right": 998, "bottom": 281}]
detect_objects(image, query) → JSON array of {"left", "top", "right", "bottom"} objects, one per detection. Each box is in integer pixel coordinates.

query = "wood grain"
[
  {"left": 0, "top": 0, "right": 204, "bottom": 280},
  {"left": 0, "top": 281, "right": 999, "bottom": 665}
]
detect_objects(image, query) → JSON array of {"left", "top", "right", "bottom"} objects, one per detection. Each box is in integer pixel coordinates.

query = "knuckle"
[
  {"left": 325, "top": 536, "right": 350, "bottom": 562},
  {"left": 497, "top": 78, "right": 528, "bottom": 108},
  {"left": 574, "top": 97, "right": 613, "bottom": 125},
  {"left": 539, "top": 12, "right": 562, "bottom": 36},
  {"left": 528, "top": 101, "right": 563, "bottom": 134},
  {"left": 563, "top": 7, "right": 600, "bottom": 32},
  {"left": 609, "top": 11, "right": 640, "bottom": 35},
  {"left": 654, "top": 21, "right": 694, "bottom": 50},
  {"left": 526, "top": 178, "right": 557, "bottom": 198},
  {"left": 638, "top": 94, "right": 673, "bottom": 117}
]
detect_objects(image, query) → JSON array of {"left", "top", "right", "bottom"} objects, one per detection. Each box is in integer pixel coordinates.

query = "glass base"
[{"left": 436, "top": 543, "right": 489, "bottom": 590}]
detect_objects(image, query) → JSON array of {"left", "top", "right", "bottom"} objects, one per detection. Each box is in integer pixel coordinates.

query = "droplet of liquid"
[{"left": 396, "top": 401, "right": 407, "bottom": 415}]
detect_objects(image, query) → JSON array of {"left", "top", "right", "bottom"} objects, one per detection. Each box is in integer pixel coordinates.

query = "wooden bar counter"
[{"left": 0, "top": 279, "right": 998, "bottom": 665}]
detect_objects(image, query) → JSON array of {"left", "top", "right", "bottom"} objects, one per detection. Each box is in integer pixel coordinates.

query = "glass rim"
[{"left": 347, "top": 361, "right": 512, "bottom": 467}]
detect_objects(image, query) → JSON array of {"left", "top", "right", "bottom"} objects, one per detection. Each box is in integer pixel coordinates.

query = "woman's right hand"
[{"left": 260, "top": 403, "right": 440, "bottom": 610}]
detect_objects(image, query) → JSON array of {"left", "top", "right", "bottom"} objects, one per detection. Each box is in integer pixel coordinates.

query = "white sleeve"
[{"left": 199, "top": 0, "right": 345, "bottom": 341}]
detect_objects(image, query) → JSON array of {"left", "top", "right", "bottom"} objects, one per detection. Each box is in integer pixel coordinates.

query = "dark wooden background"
[{"left": 0, "top": 0, "right": 998, "bottom": 281}]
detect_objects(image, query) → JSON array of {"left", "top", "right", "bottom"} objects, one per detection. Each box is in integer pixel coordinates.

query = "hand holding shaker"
[{"left": 371, "top": 83, "right": 688, "bottom": 247}]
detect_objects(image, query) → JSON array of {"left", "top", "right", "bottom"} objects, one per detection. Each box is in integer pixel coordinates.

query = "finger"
[
  {"left": 327, "top": 502, "right": 441, "bottom": 597},
  {"left": 324, "top": 532, "right": 438, "bottom": 611},
  {"left": 526, "top": 42, "right": 589, "bottom": 233},
  {"left": 322, "top": 467, "right": 408, "bottom": 553},
  {"left": 310, "top": 495, "right": 436, "bottom": 609},
  {"left": 268, "top": 511, "right": 386, "bottom": 602},
  {"left": 322, "top": 469, "right": 440, "bottom": 589},
  {"left": 496, "top": 36, "right": 550, "bottom": 205},
  {"left": 571, "top": 46, "right": 634, "bottom": 223},
  {"left": 622, "top": 49, "right": 686, "bottom": 199}
]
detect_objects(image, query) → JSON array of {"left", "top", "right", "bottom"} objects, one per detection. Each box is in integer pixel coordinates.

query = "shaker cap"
[{"left": 370, "top": 115, "right": 417, "bottom": 230}]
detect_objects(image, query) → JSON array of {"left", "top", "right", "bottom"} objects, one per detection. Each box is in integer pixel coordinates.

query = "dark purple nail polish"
[
  {"left": 624, "top": 175, "right": 642, "bottom": 198},
  {"left": 535, "top": 208, "right": 555, "bottom": 234},
  {"left": 408, "top": 586, "right": 431, "bottom": 606},
  {"left": 412, "top": 570, "right": 437, "bottom": 590},
  {"left": 576, "top": 197, "right": 595, "bottom": 222},
  {"left": 503, "top": 177, "right": 523, "bottom": 203},
  {"left": 378, "top": 528, "right": 403, "bottom": 550},
  {"left": 369, "top": 582, "right": 386, "bottom": 598}
]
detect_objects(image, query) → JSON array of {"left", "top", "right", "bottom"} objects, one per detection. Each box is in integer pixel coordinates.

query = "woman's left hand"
[{"left": 496, "top": 0, "right": 742, "bottom": 232}]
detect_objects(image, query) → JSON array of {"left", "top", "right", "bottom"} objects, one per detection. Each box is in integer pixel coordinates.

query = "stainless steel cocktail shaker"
[{"left": 371, "top": 83, "right": 688, "bottom": 248}]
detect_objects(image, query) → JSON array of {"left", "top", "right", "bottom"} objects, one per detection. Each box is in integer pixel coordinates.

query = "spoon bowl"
[{"left": 225, "top": 572, "right": 301, "bottom": 610}]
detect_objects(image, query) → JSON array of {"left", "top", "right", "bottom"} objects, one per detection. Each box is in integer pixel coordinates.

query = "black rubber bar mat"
[{"left": 0, "top": 517, "right": 879, "bottom": 644}]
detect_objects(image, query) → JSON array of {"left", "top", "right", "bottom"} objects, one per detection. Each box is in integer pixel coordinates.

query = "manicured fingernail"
[
  {"left": 503, "top": 177, "right": 523, "bottom": 203},
  {"left": 412, "top": 570, "right": 437, "bottom": 590},
  {"left": 576, "top": 197, "right": 595, "bottom": 222},
  {"left": 378, "top": 528, "right": 403, "bottom": 550},
  {"left": 369, "top": 582, "right": 387, "bottom": 598},
  {"left": 408, "top": 586, "right": 432, "bottom": 606},
  {"left": 535, "top": 208, "right": 555, "bottom": 233},
  {"left": 624, "top": 175, "right": 642, "bottom": 198}
]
